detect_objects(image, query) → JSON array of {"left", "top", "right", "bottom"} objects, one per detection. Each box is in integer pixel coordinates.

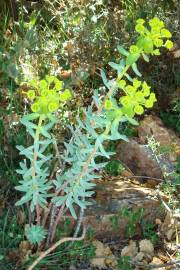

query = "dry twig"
[{"left": 27, "top": 226, "right": 86, "bottom": 270}]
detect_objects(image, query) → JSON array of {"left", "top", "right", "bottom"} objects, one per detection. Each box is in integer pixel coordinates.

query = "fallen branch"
[
  {"left": 127, "top": 175, "right": 164, "bottom": 182},
  {"left": 27, "top": 226, "right": 86, "bottom": 270}
]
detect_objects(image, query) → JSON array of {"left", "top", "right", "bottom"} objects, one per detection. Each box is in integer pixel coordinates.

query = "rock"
[
  {"left": 64, "top": 177, "right": 168, "bottom": 237},
  {"left": 150, "top": 257, "right": 166, "bottom": 270},
  {"left": 137, "top": 115, "right": 180, "bottom": 162},
  {"left": 136, "top": 239, "right": 154, "bottom": 263},
  {"left": 173, "top": 49, "right": 180, "bottom": 58},
  {"left": 155, "top": 218, "right": 162, "bottom": 225},
  {"left": 160, "top": 213, "right": 179, "bottom": 241},
  {"left": 121, "top": 170, "right": 134, "bottom": 178},
  {"left": 90, "top": 240, "right": 117, "bottom": 268},
  {"left": 139, "top": 239, "right": 154, "bottom": 256},
  {"left": 138, "top": 115, "right": 171, "bottom": 145},
  {"left": 105, "top": 255, "right": 117, "bottom": 268},
  {"left": 121, "top": 240, "right": 138, "bottom": 257},
  {"left": 115, "top": 115, "right": 180, "bottom": 179},
  {"left": 134, "top": 252, "right": 144, "bottom": 262},
  {"left": 116, "top": 139, "right": 163, "bottom": 179},
  {"left": 68, "top": 265, "right": 77, "bottom": 270},
  {"left": 90, "top": 240, "right": 106, "bottom": 267},
  {"left": 166, "top": 229, "right": 175, "bottom": 241}
]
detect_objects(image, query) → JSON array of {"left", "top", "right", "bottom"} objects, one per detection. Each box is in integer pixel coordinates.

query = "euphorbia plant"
[{"left": 16, "top": 17, "right": 173, "bottom": 269}]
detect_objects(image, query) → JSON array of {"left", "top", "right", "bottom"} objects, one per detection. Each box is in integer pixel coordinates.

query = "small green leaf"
[
  {"left": 69, "top": 203, "right": 77, "bottom": 219},
  {"left": 142, "top": 53, "right": 149, "bottom": 62},
  {"left": 101, "top": 69, "right": 111, "bottom": 89},
  {"left": 132, "top": 63, "right": 142, "bottom": 77},
  {"left": 108, "top": 62, "right": 120, "bottom": 70},
  {"left": 126, "top": 117, "right": 139, "bottom": 126},
  {"left": 117, "top": 46, "right": 129, "bottom": 56},
  {"left": 40, "top": 127, "right": 51, "bottom": 138}
]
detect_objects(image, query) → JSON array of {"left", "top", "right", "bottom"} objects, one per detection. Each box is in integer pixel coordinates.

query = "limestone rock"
[
  {"left": 139, "top": 239, "right": 154, "bottom": 256},
  {"left": 90, "top": 240, "right": 117, "bottom": 268},
  {"left": 65, "top": 177, "right": 168, "bottom": 236},
  {"left": 150, "top": 257, "right": 166, "bottom": 270},
  {"left": 134, "top": 252, "right": 144, "bottom": 262},
  {"left": 116, "top": 139, "right": 163, "bottom": 179},
  {"left": 138, "top": 115, "right": 180, "bottom": 162},
  {"left": 90, "top": 240, "right": 106, "bottom": 267},
  {"left": 115, "top": 115, "right": 180, "bottom": 179},
  {"left": 160, "top": 213, "right": 179, "bottom": 241},
  {"left": 121, "top": 240, "right": 138, "bottom": 257}
]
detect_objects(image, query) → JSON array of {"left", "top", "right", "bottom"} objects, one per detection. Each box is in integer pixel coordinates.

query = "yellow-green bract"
[{"left": 26, "top": 75, "right": 72, "bottom": 115}]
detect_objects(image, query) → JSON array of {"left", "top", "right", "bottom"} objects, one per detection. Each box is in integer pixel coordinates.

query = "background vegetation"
[{"left": 0, "top": 1, "right": 179, "bottom": 269}]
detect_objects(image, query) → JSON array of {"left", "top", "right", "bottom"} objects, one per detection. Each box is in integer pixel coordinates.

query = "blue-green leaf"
[
  {"left": 142, "top": 53, "right": 149, "bottom": 62},
  {"left": 132, "top": 63, "right": 142, "bottom": 77},
  {"left": 117, "top": 45, "right": 129, "bottom": 56},
  {"left": 101, "top": 69, "right": 111, "bottom": 89}
]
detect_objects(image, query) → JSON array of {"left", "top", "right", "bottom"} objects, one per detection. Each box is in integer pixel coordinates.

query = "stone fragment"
[
  {"left": 121, "top": 240, "right": 138, "bottom": 257},
  {"left": 90, "top": 240, "right": 117, "bottom": 268},
  {"left": 139, "top": 239, "right": 154, "bottom": 256},
  {"left": 116, "top": 139, "right": 163, "bottom": 179},
  {"left": 90, "top": 240, "right": 106, "bottom": 267},
  {"left": 137, "top": 115, "right": 180, "bottom": 162},
  {"left": 116, "top": 115, "right": 180, "bottom": 179},
  {"left": 134, "top": 251, "right": 144, "bottom": 261},
  {"left": 150, "top": 257, "right": 166, "bottom": 270},
  {"left": 65, "top": 178, "right": 168, "bottom": 236}
]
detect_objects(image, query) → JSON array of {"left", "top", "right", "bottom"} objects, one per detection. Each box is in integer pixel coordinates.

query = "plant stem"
[
  {"left": 50, "top": 202, "right": 66, "bottom": 243},
  {"left": 66, "top": 205, "right": 84, "bottom": 250},
  {"left": 97, "top": 64, "right": 130, "bottom": 114},
  {"left": 32, "top": 115, "right": 44, "bottom": 225}
]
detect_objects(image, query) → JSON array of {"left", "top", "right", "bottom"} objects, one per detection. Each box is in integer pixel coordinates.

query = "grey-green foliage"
[
  {"left": 16, "top": 82, "right": 129, "bottom": 221},
  {"left": 15, "top": 113, "right": 56, "bottom": 212},
  {"left": 15, "top": 43, "right": 143, "bottom": 222},
  {"left": 52, "top": 85, "right": 129, "bottom": 218},
  {"left": 26, "top": 225, "right": 47, "bottom": 244}
]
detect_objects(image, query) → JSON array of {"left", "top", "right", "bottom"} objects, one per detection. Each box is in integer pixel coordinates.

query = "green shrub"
[{"left": 15, "top": 17, "right": 173, "bottom": 269}]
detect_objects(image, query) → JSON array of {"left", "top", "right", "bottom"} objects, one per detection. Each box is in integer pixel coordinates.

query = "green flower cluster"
[
  {"left": 119, "top": 79, "right": 157, "bottom": 117},
  {"left": 26, "top": 75, "right": 72, "bottom": 115},
  {"left": 126, "top": 17, "right": 173, "bottom": 65},
  {"left": 105, "top": 79, "right": 157, "bottom": 119}
]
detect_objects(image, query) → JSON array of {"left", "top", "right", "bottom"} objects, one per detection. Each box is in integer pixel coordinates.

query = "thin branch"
[
  {"left": 50, "top": 202, "right": 66, "bottom": 243},
  {"left": 41, "top": 205, "right": 51, "bottom": 227},
  {"left": 127, "top": 175, "right": 164, "bottom": 182},
  {"left": 66, "top": 206, "right": 84, "bottom": 250},
  {"left": 27, "top": 226, "right": 86, "bottom": 270},
  {"left": 35, "top": 205, "right": 41, "bottom": 225},
  {"left": 46, "top": 135, "right": 64, "bottom": 244},
  {"left": 42, "top": 136, "right": 66, "bottom": 229},
  {"left": 45, "top": 204, "right": 56, "bottom": 247}
]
